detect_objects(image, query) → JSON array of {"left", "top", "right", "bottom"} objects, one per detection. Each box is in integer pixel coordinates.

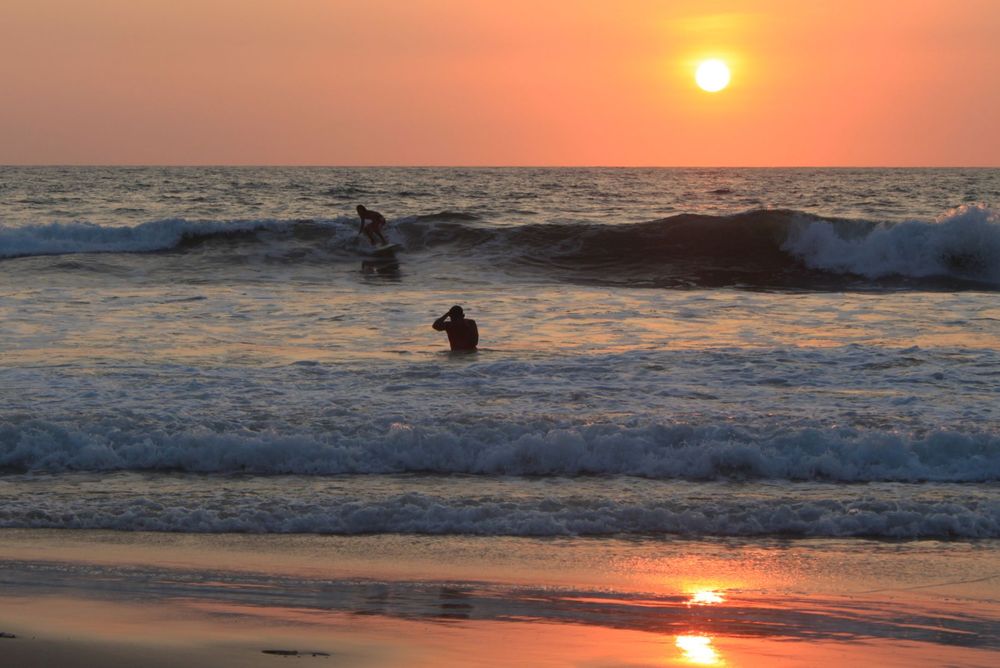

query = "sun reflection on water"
[
  {"left": 674, "top": 588, "right": 726, "bottom": 664},
  {"left": 687, "top": 589, "right": 725, "bottom": 606},
  {"left": 675, "top": 635, "right": 721, "bottom": 665}
]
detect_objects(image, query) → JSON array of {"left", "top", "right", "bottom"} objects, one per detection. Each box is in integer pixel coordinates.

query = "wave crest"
[
  {"left": 3, "top": 489, "right": 996, "bottom": 538},
  {"left": 783, "top": 203, "right": 999, "bottom": 283},
  {"left": 3, "top": 206, "right": 997, "bottom": 289},
  {"left": 2, "top": 419, "right": 997, "bottom": 482},
  {"left": 0, "top": 218, "right": 309, "bottom": 258}
]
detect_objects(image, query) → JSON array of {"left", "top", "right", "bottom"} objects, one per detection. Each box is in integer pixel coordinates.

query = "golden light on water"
[
  {"left": 674, "top": 589, "right": 725, "bottom": 663},
  {"left": 695, "top": 59, "right": 730, "bottom": 92},
  {"left": 688, "top": 589, "right": 725, "bottom": 605},
  {"left": 675, "top": 635, "right": 721, "bottom": 665}
]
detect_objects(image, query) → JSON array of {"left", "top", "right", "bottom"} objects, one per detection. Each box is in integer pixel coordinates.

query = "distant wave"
[
  {"left": 324, "top": 184, "right": 371, "bottom": 198},
  {"left": 1, "top": 418, "right": 997, "bottom": 483},
  {"left": 413, "top": 211, "right": 481, "bottom": 222},
  {"left": 2, "top": 205, "right": 997, "bottom": 289}
]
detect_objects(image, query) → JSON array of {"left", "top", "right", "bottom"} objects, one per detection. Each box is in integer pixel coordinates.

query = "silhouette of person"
[
  {"left": 433, "top": 305, "right": 479, "bottom": 351},
  {"left": 356, "top": 205, "right": 388, "bottom": 246}
]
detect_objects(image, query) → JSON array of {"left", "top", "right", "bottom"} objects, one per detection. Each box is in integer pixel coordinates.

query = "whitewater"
[{"left": 0, "top": 166, "right": 997, "bottom": 540}]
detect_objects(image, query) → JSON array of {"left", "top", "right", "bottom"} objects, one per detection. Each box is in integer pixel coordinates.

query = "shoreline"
[{"left": 1, "top": 529, "right": 997, "bottom": 666}]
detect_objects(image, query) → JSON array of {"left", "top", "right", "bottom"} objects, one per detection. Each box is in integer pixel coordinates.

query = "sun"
[{"left": 695, "top": 59, "right": 730, "bottom": 92}]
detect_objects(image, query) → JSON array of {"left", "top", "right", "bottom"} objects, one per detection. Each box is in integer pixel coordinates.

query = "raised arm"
[{"left": 432, "top": 312, "right": 450, "bottom": 331}]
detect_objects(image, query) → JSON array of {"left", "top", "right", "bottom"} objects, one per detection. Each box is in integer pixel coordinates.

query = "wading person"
[{"left": 433, "top": 305, "right": 479, "bottom": 351}]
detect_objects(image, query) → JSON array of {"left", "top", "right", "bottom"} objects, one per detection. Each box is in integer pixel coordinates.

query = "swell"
[{"left": 2, "top": 205, "right": 997, "bottom": 289}]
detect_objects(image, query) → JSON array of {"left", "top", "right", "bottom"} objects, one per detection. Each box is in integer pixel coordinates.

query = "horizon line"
[{"left": 2, "top": 164, "right": 998, "bottom": 170}]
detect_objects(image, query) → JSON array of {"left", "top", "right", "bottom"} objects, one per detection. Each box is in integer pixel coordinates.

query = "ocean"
[{"left": 1, "top": 167, "right": 998, "bottom": 662}]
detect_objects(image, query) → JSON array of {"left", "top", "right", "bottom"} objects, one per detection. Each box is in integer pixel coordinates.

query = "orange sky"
[{"left": 1, "top": 0, "right": 997, "bottom": 166}]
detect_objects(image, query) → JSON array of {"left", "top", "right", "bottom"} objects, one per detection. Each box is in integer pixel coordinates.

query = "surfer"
[
  {"left": 356, "top": 205, "right": 388, "bottom": 246},
  {"left": 433, "top": 305, "right": 479, "bottom": 352}
]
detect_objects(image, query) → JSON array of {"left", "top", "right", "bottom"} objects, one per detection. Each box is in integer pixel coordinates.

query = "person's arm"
[{"left": 432, "top": 313, "right": 450, "bottom": 331}]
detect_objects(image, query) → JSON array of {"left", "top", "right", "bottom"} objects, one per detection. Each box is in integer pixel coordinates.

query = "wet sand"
[{"left": 1, "top": 529, "right": 997, "bottom": 667}]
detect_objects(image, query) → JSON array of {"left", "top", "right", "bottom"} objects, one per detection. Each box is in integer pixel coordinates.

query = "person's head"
[
  {"left": 448, "top": 305, "right": 464, "bottom": 320},
  {"left": 356, "top": 205, "right": 367, "bottom": 215}
]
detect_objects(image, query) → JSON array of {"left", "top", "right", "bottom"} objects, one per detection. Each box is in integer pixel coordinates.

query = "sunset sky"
[{"left": 2, "top": 0, "right": 998, "bottom": 166}]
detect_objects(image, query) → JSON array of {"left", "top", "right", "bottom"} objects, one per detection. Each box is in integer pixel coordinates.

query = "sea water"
[
  {"left": 0, "top": 167, "right": 997, "bottom": 540},
  {"left": 3, "top": 167, "right": 1000, "bottom": 661}
]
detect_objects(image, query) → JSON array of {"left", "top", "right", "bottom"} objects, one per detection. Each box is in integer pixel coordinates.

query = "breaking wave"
[
  {"left": 783, "top": 204, "right": 1000, "bottom": 283},
  {"left": 1, "top": 205, "right": 997, "bottom": 289},
  {"left": 2, "top": 487, "right": 996, "bottom": 538},
  {"left": 0, "top": 218, "right": 322, "bottom": 258},
  {"left": 1, "top": 418, "right": 997, "bottom": 483}
]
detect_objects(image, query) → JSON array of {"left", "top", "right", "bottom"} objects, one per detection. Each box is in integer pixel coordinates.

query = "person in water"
[
  {"left": 433, "top": 305, "right": 479, "bottom": 351},
  {"left": 356, "top": 205, "right": 388, "bottom": 246}
]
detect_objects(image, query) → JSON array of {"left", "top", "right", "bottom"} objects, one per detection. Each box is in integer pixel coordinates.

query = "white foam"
[
  {"left": 1, "top": 486, "right": 995, "bottom": 538},
  {"left": 783, "top": 204, "right": 1000, "bottom": 283},
  {"left": 0, "top": 217, "right": 351, "bottom": 258},
  {"left": 1, "top": 419, "right": 997, "bottom": 482}
]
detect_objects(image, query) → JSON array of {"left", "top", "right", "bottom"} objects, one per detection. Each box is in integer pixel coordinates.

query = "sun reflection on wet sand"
[{"left": 675, "top": 634, "right": 722, "bottom": 665}]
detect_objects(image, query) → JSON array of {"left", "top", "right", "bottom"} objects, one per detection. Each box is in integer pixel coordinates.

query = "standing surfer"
[
  {"left": 356, "top": 205, "right": 388, "bottom": 246},
  {"left": 433, "top": 305, "right": 479, "bottom": 352}
]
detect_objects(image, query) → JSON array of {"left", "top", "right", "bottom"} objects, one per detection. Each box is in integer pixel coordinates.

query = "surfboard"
[{"left": 369, "top": 243, "right": 402, "bottom": 256}]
